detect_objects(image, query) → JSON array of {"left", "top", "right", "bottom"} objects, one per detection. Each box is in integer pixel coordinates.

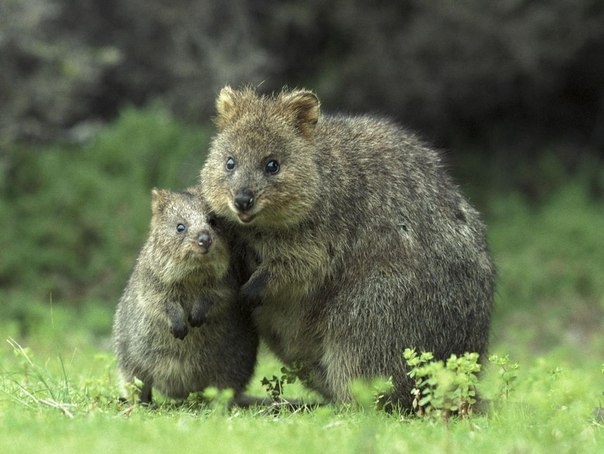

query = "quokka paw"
[
  {"left": 189, "top": 298, "right": 212, "bottom": 327},
  {"left": 170, "top": 320, "right": 188, "bottom": 340},
  {"left": 239, "top": 272, "right": 269, "bottom": 307}
]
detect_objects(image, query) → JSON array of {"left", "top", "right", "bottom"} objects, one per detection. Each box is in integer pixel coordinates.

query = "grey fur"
[
  {"left": 112, "top": 188, "right": 258, "bottom": 403},
  {"left": 200, "top": 87, "right": 495, "bottom": 409}
]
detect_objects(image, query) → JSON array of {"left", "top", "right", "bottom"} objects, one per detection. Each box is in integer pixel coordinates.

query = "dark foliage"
[{"left": 2, "top": 0, "right": 603, "bottom": 163}]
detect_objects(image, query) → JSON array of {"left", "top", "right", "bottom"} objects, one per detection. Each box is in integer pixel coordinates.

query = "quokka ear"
[
  {"left": 215, "top": 85, "right": 245, "bottom": 131},
  {"left": 278, "top": 89, "right": 321, "bottom": 139},
  {"left": 151, "top": 188, "right": 171, "bottom": 215}
]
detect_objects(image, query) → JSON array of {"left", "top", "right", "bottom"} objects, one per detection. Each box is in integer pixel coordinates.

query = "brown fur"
[
  {"left": 112, "top": 188, "right": 258, "bottom": 403},
  {"left": 200, "top": 86, "right": 495, "bottom": 409}
]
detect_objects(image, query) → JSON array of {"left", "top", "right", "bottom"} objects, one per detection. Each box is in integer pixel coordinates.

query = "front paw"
[
  {"left": 170, "top": 320, "right": 188, "bottom": 340},
  {"left": 189, "top": 298, "right": 212, "bottom": 327},
  {"left": 239, "top": 272, "right": 269, "bottom": 306}
]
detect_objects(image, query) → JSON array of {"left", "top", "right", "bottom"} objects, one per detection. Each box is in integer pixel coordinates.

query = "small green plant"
[
  {"left": 201, "top": 387, "right": 235, "bottom": 414},
  {"left": 81, "top": 353, "right": 118, "bottom": 408},
  {"left": 446, "top": 352, "right": 481, "bottom": 416},
  {"left": 403, "top": 348, "right": 481, "bottom": 419},
  {"left": 261, "top": 364, "right": 301, "bottom": 403},
  {"left": 350, "top": 376, "right": 394, "bottom": 411},
  {"left": 404, "top": 349, "right": 434, "bottom": 416},
  {"left": 123, "top": 378, "right": 145, "bottom": 406},
  {"left": 489, "top": 354, "right": 519, "bottom": 400}
]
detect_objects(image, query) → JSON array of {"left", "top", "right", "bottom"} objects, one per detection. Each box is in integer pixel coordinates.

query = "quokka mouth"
[
  {"left": 237, "top": 212, "right": 256, "bottom": 224},
  {"left": 184, "top": 249, "right": 209, "bottom": 263}
]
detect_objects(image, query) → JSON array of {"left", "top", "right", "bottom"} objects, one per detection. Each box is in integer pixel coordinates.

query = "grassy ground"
[{"left": 1, "top": 182, "right": 602, "bottom": 453}]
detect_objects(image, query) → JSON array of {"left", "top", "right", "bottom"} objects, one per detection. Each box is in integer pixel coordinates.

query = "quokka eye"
[
  {"left": 265, "top": 159, "right": 280, "bottom": 175},
  {"left": 226, "top": 157, "right": 236, "bottom": 171},
  {"left": 176, "top": 223, "right": 187, "bottom": 233}
]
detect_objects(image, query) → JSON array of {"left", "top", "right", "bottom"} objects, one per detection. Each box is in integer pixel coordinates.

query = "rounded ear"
[
  {"left": 215, "top": 86, "right": 240, "bottom": 131},
  {"left": 278, "top": 89, "right": 321, "bottom": 139},
  {"left": 151, "top": 188, "right": 170, "bottom": 214}
]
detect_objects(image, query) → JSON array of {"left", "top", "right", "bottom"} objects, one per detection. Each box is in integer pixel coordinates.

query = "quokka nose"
[
  {"left": 234, "top": 189, "right": 255, "bottom": 212},
  {"left": 197, "top": 231, "right": 212, "bottom": 251}
]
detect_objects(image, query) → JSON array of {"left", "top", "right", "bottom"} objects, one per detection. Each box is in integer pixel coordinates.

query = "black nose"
[
  {"left": 234, "top": 189, "right": 255, "bottom": 212},
  {"left": 198, "top": 231, "right": 212, "bottom": 251}
]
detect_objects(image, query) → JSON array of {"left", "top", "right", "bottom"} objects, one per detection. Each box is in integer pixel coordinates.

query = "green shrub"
[
  {"left": 0, "top": 106, "right": 210, "bottom": 304},
  {"left": 404, "top": 348, "right": 482, "bottom": 419},
  {"left": 490, "top": 182, "right": 604, "bottom": 307},
  {"left": 487, "top": 179, "right": 604, "bottom": 364}
]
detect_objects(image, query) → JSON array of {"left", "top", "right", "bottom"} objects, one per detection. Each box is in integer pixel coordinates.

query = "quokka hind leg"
[{"left": 139, "top": 380, "right": 153, "bottom": 404}]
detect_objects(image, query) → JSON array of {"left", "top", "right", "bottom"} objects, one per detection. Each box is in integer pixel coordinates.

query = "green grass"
[
  {"left": 1, "top": 329, "right": 602, "bottom": 453},
  {"left": 1, "top": 152, "right": 603, "bottom": 452}
]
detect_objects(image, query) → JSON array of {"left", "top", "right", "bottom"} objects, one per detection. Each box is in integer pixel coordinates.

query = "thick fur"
[
  {"left": 200, "top": 86, "right": 496, "bottom": 409},
  {"left": 112, "top": 188, "right": 258, "bottom": 403}
]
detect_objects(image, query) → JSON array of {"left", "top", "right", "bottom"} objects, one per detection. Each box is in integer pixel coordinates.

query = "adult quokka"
[{"left": 200, "top": 86, "right": 495, "bottom": 409}]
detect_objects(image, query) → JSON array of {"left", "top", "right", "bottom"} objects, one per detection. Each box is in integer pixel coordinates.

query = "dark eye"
[
  {"left": 226, "top": 157, "right": 236, "bottom": 171},
  {"left": 265, "top": 159, "right": 280, "bottom": 175},
  {"left": 176, "top": 223, "right": 186, "bottom": 233},
  {"left": 208, "top": 216, "right": 219, "bottom": 230}
]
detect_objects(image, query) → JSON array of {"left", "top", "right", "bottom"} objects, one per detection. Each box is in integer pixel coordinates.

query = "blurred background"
[{"left": 1, "top": 0, "right": 602, "bottom": 362}]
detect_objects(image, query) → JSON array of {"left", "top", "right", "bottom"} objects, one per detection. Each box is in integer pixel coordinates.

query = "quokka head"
[
  {"left": 201, "top": 86, "right": 323, "bottom": 229},
  {"left": 149, "top": 188, "right": 229, "bottom": 279}
]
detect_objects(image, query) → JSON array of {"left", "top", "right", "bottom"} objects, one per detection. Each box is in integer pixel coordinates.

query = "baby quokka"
[{"left": 112, "top": 188, "right": 257, "bottom": 404}]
